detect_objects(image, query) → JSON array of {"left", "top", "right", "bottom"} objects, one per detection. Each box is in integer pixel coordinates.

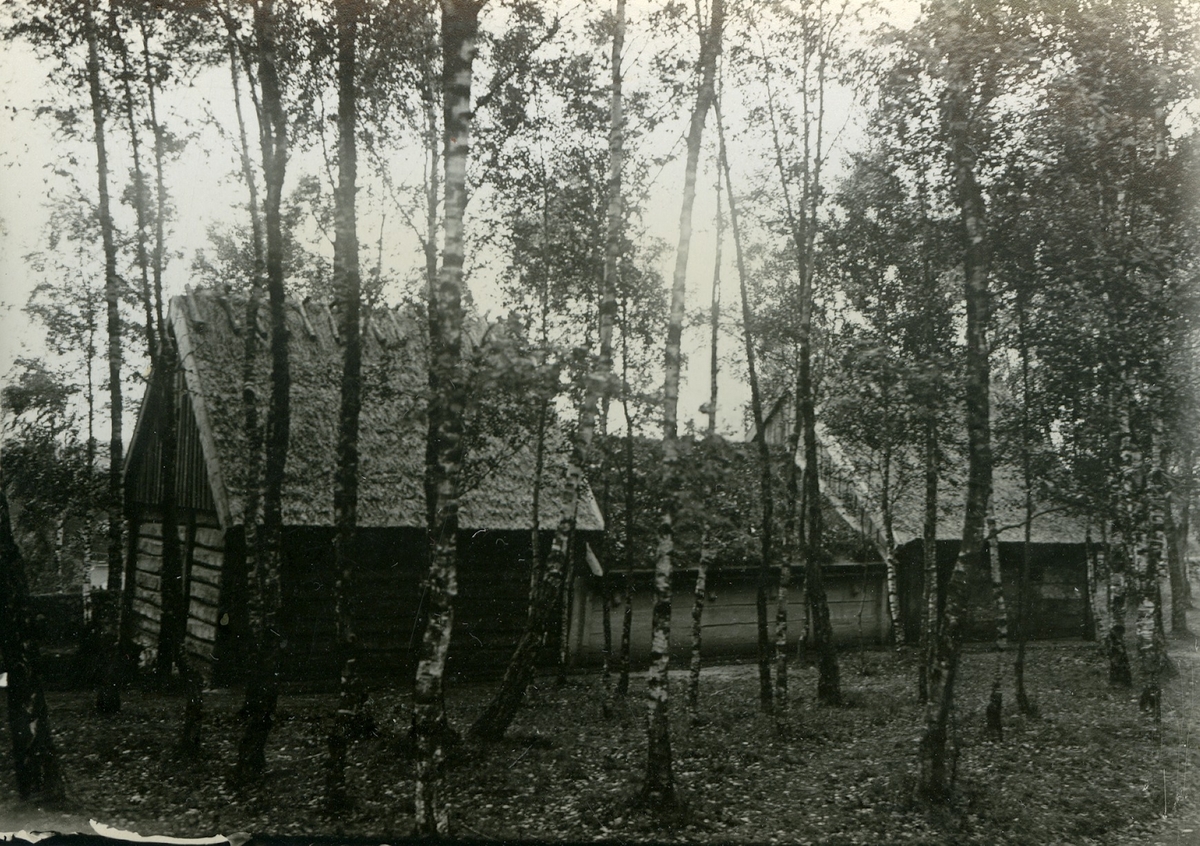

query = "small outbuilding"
[
  {"left": 763, "top": 394, "right": 1093, "bottom": 644},
  {"left": 122, "top": 289, "right": 603, "bottom": 686},
  {"left": 565, "top": 432, "right": 891, "bottom": 668}
]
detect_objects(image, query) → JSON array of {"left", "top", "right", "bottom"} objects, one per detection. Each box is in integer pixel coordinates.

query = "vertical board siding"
[
  {"left": 896, "top": 540, "right": 1088, "bottom": 642},
  {"left": 275, "top": 527, "right": 566, "bottom": 685},
  {"left": 127, "top": 370, "right": 216, "bottom": 514}
]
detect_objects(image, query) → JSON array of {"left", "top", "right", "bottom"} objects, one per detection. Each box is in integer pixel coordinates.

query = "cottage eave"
[{"left": 172, "top": 293, "right": 235, "bottom": 531}]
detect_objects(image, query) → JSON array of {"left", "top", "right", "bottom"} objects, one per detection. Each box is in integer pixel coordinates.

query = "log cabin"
[{"left": 122, "top": 289, "right": 603, "bottom": 686}]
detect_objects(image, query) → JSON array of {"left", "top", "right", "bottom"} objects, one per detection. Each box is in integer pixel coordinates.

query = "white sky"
[{"left": 0, "top": 0, "right": 919, "bottom": 446}]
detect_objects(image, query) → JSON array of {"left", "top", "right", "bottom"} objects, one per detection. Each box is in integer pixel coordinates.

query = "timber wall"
[
  {"left": 277, "top": 527, "right": 593, "bottom": 686},
  {"left": 896, "top": 540, "right": 1088, "bottom": 643},
  {"left": 569, "top": 561, "right": 889, "bottom": 667},
  {"left": 128, "top": 508, "right": 225, "bottom": 676}
]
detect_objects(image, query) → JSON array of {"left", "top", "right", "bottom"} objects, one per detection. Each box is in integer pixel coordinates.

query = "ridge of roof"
[{"left": 759, "top": 393, "right": 1087, "bottom": 547}]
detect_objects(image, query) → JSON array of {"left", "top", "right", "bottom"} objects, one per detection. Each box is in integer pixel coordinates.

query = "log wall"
[{"left": 129, "top": 508, "right": 224, "bottom": 675}]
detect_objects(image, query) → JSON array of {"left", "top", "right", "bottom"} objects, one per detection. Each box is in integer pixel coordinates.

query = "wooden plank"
[
  {"left": 185, "top": 617, "right": 217, "bottom": 644},
  {"left": 188, "top": 580, "right": 221, "bottom": 606},
  {"left": 188, "top": 564, "right": 222, "bottom": 589},
  {"left": 131, "top": 593, "right": 159, "bottom": 619},
  {"left": 138, "top": 538, "right": 164, "bottom": 559},
  {"left": 136, "top": 571, "right": 162, "bottom": 594},
  {"left": 191, "top": 546, "right": 224, "bottom": 569},
  {"left": 188, "top": 595, "right": 221, "bottom": 620},
  {"left": 133, "top": 597, "right": 161, "bottom": 621},
  {"left": 134, "top": 620, "right": 160, "bottom": 647},
  {"left": 194, "top": 527, "right": 224, "bottom": 549},
  {"left": 142, "top": 523, "right": 163, "bottom": 539}
]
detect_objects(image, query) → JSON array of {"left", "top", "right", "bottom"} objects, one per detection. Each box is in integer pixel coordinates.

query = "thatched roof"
[
  {"left": 162, "top": 288, "right": 603, "bottom": 533},
  {"left": 752, "top": 393, "right": 1086, "bottom": 547},
  {"left": 820, "top": 429, "right": 1087, "bottom": 547}
]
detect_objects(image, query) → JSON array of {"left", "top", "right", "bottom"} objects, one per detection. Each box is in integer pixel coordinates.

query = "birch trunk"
[
  {"left": 235, "top": 0, "right": 290, "bottom": 785},
  {"left": 1108, "top": 405, "right": 1137, "bottom": 688},
  {"left": 557, "top": 545, "right": 575, "bottom": 685},
  {"left": 881, "top": 439, "right": 903, "bottom": 647},
  {"left": 413, "top": 2, "right": 481, "bottom": 832},
  {"left": 326, "top": 0, "right": 367, "bottom": 811},
  {"left": 233, "top": 37, "right": 266, "bottom": 688},
  {"left": 1091, "top": 523, "right": 1111, "bottom": 643},
  {"left": 154, "top": 350, "right": 184, "bottom": 686},
  {"left": 472, "top": 0, "right": 622, "bottom": 737},
  {"left": 757, "top": 3, "right": 840, "bottom": 706},
  {"left": 1014, "top": 504, "right": 1035, "bottom": 714},
  {"left": 1012, "top": 285, "right": 1034, "bottom": 714},
  {"left": 884, "top": 546, "right": 903, "bottom": 647},
  {"left": 706, "top": 162, "right": 722, "bottom": 438},
  {"left": 1166, "top": 447, "right": 1191, "bottom": 634},
  {"left": 687, "top": 538, "right": 709, "bottom": 723},
  {"left": 142, "top": 13, "right": 202, "bottom": 750},
  {"left": 85, "top": 0, "right": 124, "bottom": 717},
  {"left": 716, "top": 103, "right": 776, "bottom": 717},
  {"left": 985, "top": 516, "right": 1005, "bottom": 738},
  {"left": 617, "top": 379, "right": 635, "bottom": 697},
  {"left": 919, "top": 404, "right": 939, "bottom": 703},
  {"left": 918, "top": 61, "right": 991, "bottom": 802},
  {"left": 1137, "top": 437, "right": 1168, "bottom": 718},
  {"left": 1108, "top": 542, "right": 1133, "bottom": 686},
  {"left": 642, "top": 0, "right": 722, "bottom": 808}
]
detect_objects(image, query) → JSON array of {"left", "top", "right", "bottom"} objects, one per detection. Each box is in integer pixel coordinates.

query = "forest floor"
[{"left": 2, "top": 623, "right": 1200, "bottom": 845}]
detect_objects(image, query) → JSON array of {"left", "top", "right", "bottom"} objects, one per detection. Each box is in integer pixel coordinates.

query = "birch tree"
[
  {"left": 325, "top": 0, "right": 366, "bottom": 811},
  {"left": 916, "top": 0, "right": 1002, "bottom": 801},
  {"left": 412, "top": 0, "right": 485, "bottom": 833},
  {"left": 234, "top": 0, "right": 292, "bottom": 786},
  {"left": 715, "top": 100, "right": 777, "bottom": 716},
  {"left": 747, "top": 0, "right": 848, "bottom": 707},
  {"left": 82, "top": 0, "right": 126, "bottom": 717},
  {"left": 640, "top": 0, "right": 722, "bottom": 809},
  {"left": 470, "top": 0, "right": 625, "bottom": 741}
]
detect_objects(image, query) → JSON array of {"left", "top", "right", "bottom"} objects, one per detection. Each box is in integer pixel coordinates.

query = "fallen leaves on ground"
[{"left": 2, "top": 634, "right": 1198, "bottom": 845}]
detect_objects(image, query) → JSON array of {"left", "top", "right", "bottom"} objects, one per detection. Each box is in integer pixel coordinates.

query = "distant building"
[
  {"left": 567, "top": 432, "right": 891, "bottom": 668},
  {"left": 754, "top": 393, "right": 1092, "bottom": 644}
]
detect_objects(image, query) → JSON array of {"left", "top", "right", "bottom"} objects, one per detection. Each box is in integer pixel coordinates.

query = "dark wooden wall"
[
  {"left": 897, "top": 539, "right": 1089, "bottom": 643},
  {"left": 275, "top": 526, "right": 581, "bottom": 686},
  {"left": 128, "top": 517, "right": 598, "bottom": 687}
]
